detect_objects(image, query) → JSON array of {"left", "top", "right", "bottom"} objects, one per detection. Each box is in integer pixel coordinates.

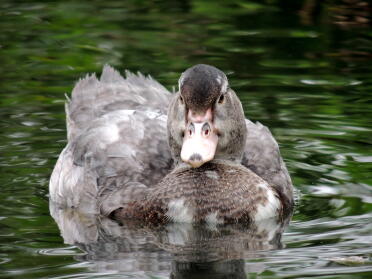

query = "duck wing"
[
  {"left": 66, "top": 65, "right": 171, "bottom": 141},
  {"left": 242, "top": 120, "right": 293, "bottom": 203},
  {"left": 50, "top": 66, "right": 173, "bottom": 211}
]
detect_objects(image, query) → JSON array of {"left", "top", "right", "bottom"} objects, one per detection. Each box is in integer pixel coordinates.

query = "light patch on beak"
[{"left": 181, "top": 121, "right": 218, "bottom": 168}]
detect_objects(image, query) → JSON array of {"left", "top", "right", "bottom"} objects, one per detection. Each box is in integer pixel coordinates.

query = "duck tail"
[
  {"left": 65, "top": 72, "right": 100, "bottom": 142},
  {"left": 65, "top": 65, "right": 171, "bottom": 142}
]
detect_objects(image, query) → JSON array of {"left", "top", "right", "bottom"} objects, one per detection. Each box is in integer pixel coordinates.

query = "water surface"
[{"left": 0, "top": 1, "right": 371, "bottom": 278}]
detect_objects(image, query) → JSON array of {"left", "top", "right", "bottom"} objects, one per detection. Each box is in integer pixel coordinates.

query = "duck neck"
[{"left": 174, "top": 158, "right": 242, "bottom": 172}]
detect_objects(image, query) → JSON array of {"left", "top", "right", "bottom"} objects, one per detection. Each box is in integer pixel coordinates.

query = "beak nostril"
[{"left": 189, "top": 153, "right": 202, "bottom": 162}]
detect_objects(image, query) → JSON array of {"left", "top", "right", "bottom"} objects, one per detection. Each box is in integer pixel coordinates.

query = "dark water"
[{"left": 1, "top": 0, "right": 371, "bottom": 278}]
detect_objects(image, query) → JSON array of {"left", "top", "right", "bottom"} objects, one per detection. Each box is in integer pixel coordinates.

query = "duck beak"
[{"left": 181, "top": 108, "right": 218, "bottom": 168}]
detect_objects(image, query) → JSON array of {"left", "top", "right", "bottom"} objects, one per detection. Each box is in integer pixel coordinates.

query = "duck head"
[{"left": 168, "top": 64, "right": 247, "bottom": 168}]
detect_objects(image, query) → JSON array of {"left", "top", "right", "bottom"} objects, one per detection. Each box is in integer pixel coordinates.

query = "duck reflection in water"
[{"left": 51, "top": 203, "right": 291, "bottom": 278}]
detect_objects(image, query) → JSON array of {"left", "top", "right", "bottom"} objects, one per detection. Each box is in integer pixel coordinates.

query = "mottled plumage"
[
  {"left": 49, "top": 64, "right": 294, "bottom": 223},
  {"left": 109, "top": 162, "right": 288, "bottom": 224}
]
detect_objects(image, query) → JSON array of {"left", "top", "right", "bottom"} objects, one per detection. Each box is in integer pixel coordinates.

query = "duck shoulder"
[{"left": 242, "top": 120, "right": 293, "bottom": 204}]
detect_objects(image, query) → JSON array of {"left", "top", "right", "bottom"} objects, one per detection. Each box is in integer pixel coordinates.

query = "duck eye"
[
  {"left": 187, "top": 123, "right": 195, "bottom": 136},
  {"left": 202, "top": 123, "right": 211, "bottom": 136},
  {"left": 218, "top": 94, "right": 224, "bottom": 104},
  {"left": 179, "top": 96, "right": 184, "bottom": 104}
]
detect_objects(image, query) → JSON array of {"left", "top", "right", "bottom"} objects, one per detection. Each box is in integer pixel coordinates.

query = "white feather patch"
[
  {"left": 205, "top": 211, "right": 223, "bottom": 224},
  {"left": 167, "top": 198, "right": 194, "bottom": 223},
  {"left": 221, "top": 78, "right": 228, "bottom": 93},
  {"left": 205, "top": 170, "right": 219, "bottom": 180},
  {"left": 216, "top": 76, "right": 222, "bottom": 85},
  {"left": 101, "top": 124, "right": 120, "bottom": 143},
  {"left": 254, "top": 184, "right": 280, "bottom": 221}
]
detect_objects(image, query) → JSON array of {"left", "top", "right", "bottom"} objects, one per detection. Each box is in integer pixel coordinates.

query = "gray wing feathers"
[
  {"left": 100, "top": 64, "right": 125, "bottom": 83},
  {"left": 70, "top": 110, "right": 172, "bottom": 182},
  {"left": 242, "top": 120, "right": 293, "bottom": 201},
  {"left": 49, "top": 145, "right": 98, "bottom": 212},
  {"left": 98, "top": 182, "right": 148, "bottom": 217},
  {"left": 66, "top": 65, "right": 171, "bottom": 142},
  {"left": 50, "top": 66, "right": 173, "bottom": 211}
]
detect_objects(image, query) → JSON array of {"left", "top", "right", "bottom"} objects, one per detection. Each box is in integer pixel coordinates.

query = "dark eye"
[
  {"left": 187, "top": 123, "right": 195, "bottom": 136},
  {"left": 202, "top": 122, "right": 211, "bottom": 136},
  {"left": 218, "top": 94, "right": 224, "bottom": 104},
  {"left": 179, "top": 96, "right": 184, "bottom": 104}
]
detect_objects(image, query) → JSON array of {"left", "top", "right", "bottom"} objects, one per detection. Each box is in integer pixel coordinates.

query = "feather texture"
[{"left": 50, "top": 65, "right": 293, "bottom": 222}]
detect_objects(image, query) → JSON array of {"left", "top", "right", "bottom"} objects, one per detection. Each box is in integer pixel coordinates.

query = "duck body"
[
  {"left": 107, "top": 161, "right": 291, "bottom": 224},
  {"left": 50, "top": 65, "right": 293, "bottom": 223}
]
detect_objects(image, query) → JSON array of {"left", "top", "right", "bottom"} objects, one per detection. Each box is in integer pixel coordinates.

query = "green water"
[{"left": 1, "top": 0, "right": 371, "bottom": 278}]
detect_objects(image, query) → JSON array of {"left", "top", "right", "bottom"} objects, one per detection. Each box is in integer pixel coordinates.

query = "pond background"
[{"left": 0, "top": 0, "right": 371, "bottom": 278}]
